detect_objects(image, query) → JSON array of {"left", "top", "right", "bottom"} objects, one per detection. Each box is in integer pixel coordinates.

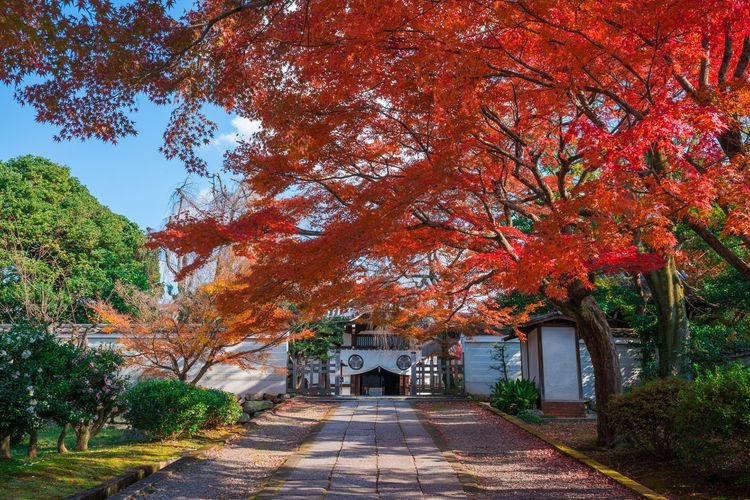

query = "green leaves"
[
  {"left": 490, "top": 378, "right": 540, "bottom": 415},
  {"left": 289, "top": 316, "right": 346, "bottom": 361},
  {"left": 676, "top": 364, "right": 750, "bottom": 474},
  {"left": 0, "top": 156, "right": 159, "bottom": 322},
  {"left": 124, "top": 380, "right": 241, "bottom": 440},
  {"left": 610, "top": 365, "right": 750, "bottom": 474},
  {"left": 608, "top": 377, "right": 689, "bottom": 458}
]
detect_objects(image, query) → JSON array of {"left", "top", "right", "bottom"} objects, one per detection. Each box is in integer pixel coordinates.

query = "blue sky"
[
  {"left": 0, "top": 1, "right": 263, "bottom": 232},
  {"left": 0, "top": 87, "right": 243, "bottom": 232}
]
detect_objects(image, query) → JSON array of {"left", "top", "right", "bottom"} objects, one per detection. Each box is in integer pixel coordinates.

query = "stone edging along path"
[
  {"left": 475, "top": 402, "right": 667, "bottom": 500},
  {"left": 66, "top": 437, "right": 233, "bottom": 500}
]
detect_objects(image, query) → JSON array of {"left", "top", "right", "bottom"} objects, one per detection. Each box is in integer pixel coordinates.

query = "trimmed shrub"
[
  {"left": 608, "top": 377, "right": 689, "bottom": 458},
  {"left": 125, "top": 379, "right": 207, "bottom": 439},
  {"left": 676, "top": 364, "right": 750, "bottom": 475},
  {"left": 202, "top": 389, "right": 242, "bottom": 428},
  {"left": 490, "top": 379, "right": 539, "bottom": 415}
]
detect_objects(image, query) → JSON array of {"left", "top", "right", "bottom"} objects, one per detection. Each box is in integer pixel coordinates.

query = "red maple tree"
[{"left": 4, "top": 0, "right": 749, "bottom": 444}]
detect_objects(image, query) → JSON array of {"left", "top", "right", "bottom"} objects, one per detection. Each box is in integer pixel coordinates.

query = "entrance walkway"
[
  {"left": 270, "top": 400, "right": 466, "bottom": 498},
  {"left": 113, "top": 399, "right": 636, "bottom": 499}
]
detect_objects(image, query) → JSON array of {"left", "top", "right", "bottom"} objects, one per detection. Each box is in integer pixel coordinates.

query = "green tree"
[
  {"left": 289, "top": 316, "right": 346, "bottom": 362},
  {"left": 0, "top": 156, "right": 159, "bottom": 323}
]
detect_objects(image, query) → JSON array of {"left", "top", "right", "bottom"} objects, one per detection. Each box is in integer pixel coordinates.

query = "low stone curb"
[
  {"left": 66, "top": 445, "right": 218, "bottom": 500},
  {"left": 476, "top": 402, "right": 667, "bottom": 500},
  {"left": 67, "top": 460, "right": 175, "bottom": 500},
  {"left": 67, "top": 402, "right": 289, "bottom": 500}
]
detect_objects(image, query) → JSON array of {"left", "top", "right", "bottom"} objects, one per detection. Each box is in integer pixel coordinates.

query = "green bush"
[
  {"left": 517, "top": 409, "right": 544, "bottom": 425},
  {"left": 608, "top": 377, "right": 689, "bottom": 458},
  {"left": 201, "top": 389, "right": 242, "bottom": 428},
  {"left": 0, "top": 324, "right": 71, "bottom": 448},
  {"left": 676, "top": 364, "right": 750, "bottom": 475},
  {"left": 490, "top": 378, "right": 539, "bottom": 415},
  {"left": 0, "top": 323, "right": 131, "bottom": 457},
  {"left": 688, "top": 324, "right": 750, "bottom": 374},
  {"left": 125, "top": 379, "right": 207, "bottom": 439}
]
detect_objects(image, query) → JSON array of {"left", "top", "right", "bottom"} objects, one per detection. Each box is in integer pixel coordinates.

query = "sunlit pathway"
[{"left": 271, "top": 400, "right": 466, "bottom": 499}]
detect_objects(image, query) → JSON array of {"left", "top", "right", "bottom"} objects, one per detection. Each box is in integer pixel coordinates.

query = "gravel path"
[
  {"left": 112, "top": 401, "right": 332, "bottom": 499},
  {"left": 417, "top": 401, "right": 638, "bottom": 499}
]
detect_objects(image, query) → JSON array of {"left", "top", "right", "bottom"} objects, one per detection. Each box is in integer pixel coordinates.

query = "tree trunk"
[
  {"left": 74, "top": 425, "right": 91, "bottom": 452},
  {"left": 643, "top": 255, "right": 690, "bottom": 378},
  {"left": 57, "top": 423, "right": 70, "bottom": 454},
  {"left": 27, "top": 429, "right": 38, "bottom": 458},
  {"left": 189, "top": 361, "right": 214, "bottom": 386},
  {"left": 1, "top": 434, "right": 10, "bottom": 459},
  {"left": 554, "top": 286, "right": 622, "bottom": 446}
]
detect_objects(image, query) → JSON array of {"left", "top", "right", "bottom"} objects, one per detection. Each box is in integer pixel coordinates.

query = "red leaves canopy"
[{"left": 7, "top": 0, "right": 750, "bottom": 331}]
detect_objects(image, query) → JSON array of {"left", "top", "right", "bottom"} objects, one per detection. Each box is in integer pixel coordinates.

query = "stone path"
[
  {"left": 270, "top": 400, "right": 466, "bottom": 498},
  {"left": 112, "top": 399, "right": 638, "bottom": 499}
]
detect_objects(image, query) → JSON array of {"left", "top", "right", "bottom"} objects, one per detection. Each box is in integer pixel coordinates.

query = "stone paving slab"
[{"left": 271, "top": 400, "right": 467, "bottom": 498}]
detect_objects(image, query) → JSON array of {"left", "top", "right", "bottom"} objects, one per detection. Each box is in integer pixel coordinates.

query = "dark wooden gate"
[
  {"left": 287, "top": 356, "right": 338, "bottom": 396},
  {"left": 413, "top": 356, "right": 464, "bottom": 395}
]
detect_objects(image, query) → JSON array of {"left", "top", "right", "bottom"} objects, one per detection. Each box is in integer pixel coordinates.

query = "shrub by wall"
[
  {"left": 202, "top": 389, "right": 242, "bottom": 429},
  {"left": 608, "top": 377, "right": 689, "bottom": 458},
  {"left": 125, "top": 379, "right": 208, "bottom": 439},
  {"left": 490, "top": 379, "right": 539, "bottom": 415},
  {"left": 676, "top": 364, "right": 750, "bottom": 475}
]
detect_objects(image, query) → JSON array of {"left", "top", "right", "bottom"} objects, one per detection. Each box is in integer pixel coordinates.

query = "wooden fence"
[
  {"left": 413, "top": 356, "right": 463, "bottom": 395},
  {"left": 287, "top": 357, "right": 337, "bottom": 396}
]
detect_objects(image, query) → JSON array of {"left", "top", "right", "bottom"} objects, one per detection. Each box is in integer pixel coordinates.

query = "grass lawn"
[
  {"left": 531, "top": 418, "right": 750, "bottom": 499},
  {"left": 0, "top": 425, "right": 237, "bottom": 499}
]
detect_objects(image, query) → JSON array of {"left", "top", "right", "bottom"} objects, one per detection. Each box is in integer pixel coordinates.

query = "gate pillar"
[
  {"left": 334, "top": 350, "right": 341, "bottom": 396},
  {"left": 410, "top": 351, "right": 417, "bottom": 396}
]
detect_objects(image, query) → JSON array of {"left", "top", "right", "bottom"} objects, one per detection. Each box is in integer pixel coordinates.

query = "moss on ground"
[{"left": 0, "top": 425, "right": 236, "bottom": 499}]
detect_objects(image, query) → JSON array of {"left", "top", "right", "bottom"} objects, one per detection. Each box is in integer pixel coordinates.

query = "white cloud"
[
  {"left": 197, "top": 186, "right": 214, "bottom": 204},
  {"left": 210, "top": 116, "right": 261, "bottom": 149}
]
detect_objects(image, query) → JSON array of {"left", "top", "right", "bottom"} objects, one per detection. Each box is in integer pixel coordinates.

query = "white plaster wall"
[
  {"left": 540, "top": 326, "right": 579, "bottom": 401},
  {"left": 462, "top": 336, "right": 642, "bottom": 399},
  {"left": 462, "top": 336, "right": 521, "bottom": 396},
  {"left": 83, "top": 334, "right": 288, "bottom": 397},
  {"left": 579, "top": 339, "right": 642, "bottom": 401},
  {"left": 197, "top": 342, "right": 288, "bottom": 397}
]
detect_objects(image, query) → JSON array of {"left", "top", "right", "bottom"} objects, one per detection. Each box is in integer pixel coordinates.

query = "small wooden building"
[{"left": 517, "top": 313, "right": 586, "bottom": 417}]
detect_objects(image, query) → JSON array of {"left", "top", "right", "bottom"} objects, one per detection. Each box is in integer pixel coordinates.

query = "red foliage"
[{"left": 5, "top": 0, "right": 750, "bottom": 331}]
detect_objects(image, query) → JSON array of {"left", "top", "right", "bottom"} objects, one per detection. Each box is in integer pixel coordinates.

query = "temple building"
[
  {"left": 339, "top": 323, "right": 416, "bottom": 396},
  {"left": 289, "top": 311, "right": 463, "bottom": 397}
]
